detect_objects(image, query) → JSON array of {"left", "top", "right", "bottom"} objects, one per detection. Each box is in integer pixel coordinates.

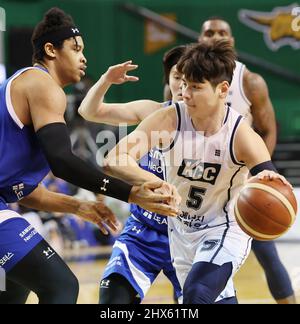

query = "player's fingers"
[
  {"left": 125, "top": 76, "right": 139, "bottom": 82},
  {"left": 146, "top": 203, "right": 178, "bottom": 217},
  {"left": 148, "top": 193, "right": 173, "bottom": 202},
  {"left": 120, "top": 60, "right": 133, "bottom": 66},
  {"left": 105, "top": 219, "right": 119, "bottom": 232},
  {"left": 257, "top": 171, "right": 269, "bottom": 179},
  {"left": 125, "top": 64, "right": 138, "bottom": 71},
  {"left": 143, "top": 181, "right": 164, "bottom": 190},
  {"left": 97, "top": 222, "right": 109, "bottom": 235},
  {"left": 106, "top": 219, "right": 122, "bottom": 234},
  {"left": 277, "top": 175, "right": 292, "bottom": 188},
  {"left": 171, "top": 186, "right": 181, "bottom": 205},
  {"left": 95, "top": 203, "right": 117, "bottom": 221}
]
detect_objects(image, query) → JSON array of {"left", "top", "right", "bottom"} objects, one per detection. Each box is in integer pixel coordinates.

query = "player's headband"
[{"left": 33, "top": 26, "right": 82, "bottom": 49}]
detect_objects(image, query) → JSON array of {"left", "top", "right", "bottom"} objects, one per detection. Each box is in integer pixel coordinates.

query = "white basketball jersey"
[
  {"left": 163, "top": 102, "right": 248, "bottom": 232},
  {"left": 227, "top": 61, "right": 252, "bottom": 125}
]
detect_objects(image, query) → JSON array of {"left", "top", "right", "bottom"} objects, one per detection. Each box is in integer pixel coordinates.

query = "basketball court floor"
[{"left": 26, "top": 241, "right": 300, "bottom": 304}]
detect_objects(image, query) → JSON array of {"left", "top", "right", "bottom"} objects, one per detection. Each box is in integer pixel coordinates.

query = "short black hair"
[
  {"left": 31, "top": 7, "right": 76, "bottom": 64},
  {"left": 177, "top": 39, "right": 236, "bottom": 88},
  {"left": 162, "top": 45, "right": 187, "bottom": 84}
]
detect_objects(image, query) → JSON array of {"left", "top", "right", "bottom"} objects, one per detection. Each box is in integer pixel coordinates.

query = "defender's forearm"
[
  {"left": 104, "top": 154, "right": 160, "bottom": 186},
  {"left": 78, "top": 75, "right": 111, "bottom": 121},
  {"left": 20, "top": 185, "right": 81, "bottom": 215}
]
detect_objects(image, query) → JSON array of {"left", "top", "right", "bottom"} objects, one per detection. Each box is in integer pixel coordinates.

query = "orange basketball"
[{"left": 234, "top": 178, "right": 298, "bottom": 241}]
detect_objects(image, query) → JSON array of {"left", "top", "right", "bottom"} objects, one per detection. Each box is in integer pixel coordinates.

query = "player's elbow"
[
  {"left": 78, "top": 105, "right": 91, "bottom": 121},
  {"left": 46, "top": 153, "right": 70, "bottom": 179}
]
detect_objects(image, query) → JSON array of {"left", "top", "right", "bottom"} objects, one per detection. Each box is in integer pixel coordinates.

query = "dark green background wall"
[{"left": 0, "top": 0, "right": 299, "bottom": 140}]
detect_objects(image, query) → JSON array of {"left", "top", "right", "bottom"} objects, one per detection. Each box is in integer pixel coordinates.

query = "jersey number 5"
[{"left": 186, "top": 186, "right": 207, "bottom": 210}]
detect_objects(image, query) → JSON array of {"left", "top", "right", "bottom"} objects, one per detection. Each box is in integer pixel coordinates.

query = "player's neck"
[
  {"left": 191, "top": 104, "right": 225, "bottom": 136},
  {"left": 34, "top": 61, "right": 68, "bottom": 88}
]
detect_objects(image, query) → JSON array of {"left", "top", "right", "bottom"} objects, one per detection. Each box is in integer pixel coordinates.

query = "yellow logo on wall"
[
  {"left": 144, "top": 14, "right": 176, "bottom": 54},
  {"left": 239, "top": 3, "right": 300, "bottom": 51}
]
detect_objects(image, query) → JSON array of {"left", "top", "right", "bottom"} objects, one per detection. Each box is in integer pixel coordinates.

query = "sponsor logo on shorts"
[
  {"left": 19, "top": 225, "right": 38, "bottom": 242},
  {"left": 106, "top": 256, "right": 122, "bottom": 270}
]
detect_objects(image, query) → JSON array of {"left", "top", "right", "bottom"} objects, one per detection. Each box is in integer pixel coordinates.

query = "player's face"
[
  {"left": 198, "top": 20, "right": 234, "bottom": 46},
  {"left": 169, "top": 65, "right": 183, "bottom": 101},
  {"left": 181, "top": 77, "right": 227, "bottom": 117},
  {"left": 55, "top": 36, "right": 87, "bottom": 85}
]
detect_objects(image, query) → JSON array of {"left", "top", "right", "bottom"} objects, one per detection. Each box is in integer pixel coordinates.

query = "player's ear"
[
  {"left": 218, "top": 81, "right": 229, "bottom": 99},
  {"left": 44, "top": 42, "right": 56, "bottom": 59}
]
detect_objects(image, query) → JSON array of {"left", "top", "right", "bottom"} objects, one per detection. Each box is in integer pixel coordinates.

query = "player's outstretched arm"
[
  {"left": 78, "top": 61, "right": 162, "bottom": 125},
  {"left": 25, "top": 72, "right": 178, "bottom": 215},
  {"left": 104, "top": 106, "right": 181, "bottom": 215},
  {"left": 19, "top": 184, "right": 118, "bottom": 235}
]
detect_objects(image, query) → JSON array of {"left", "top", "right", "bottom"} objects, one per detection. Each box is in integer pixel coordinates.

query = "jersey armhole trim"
[
  {"left": 5, "top": 67, "right": 40, "bottom": 129},
  {"left": 159, "top": 102, "right": 181, "bottom": 153},
  {"left": 223, "top": 105, "right": 230, "bottom": 125},
  {"left": 6, "top": 79, "right": 24, "bottom": 129},
  {"left": 230, "top": 115, "right": 246, "bottom": 166}
]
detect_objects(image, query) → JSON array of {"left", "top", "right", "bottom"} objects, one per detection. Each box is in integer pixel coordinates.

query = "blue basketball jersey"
[
  {"left": 130, "top": 100, "right": 172, "bottom": 234},
  {"left": 0, "top": 67, "right": 50, "bottom": 207}
]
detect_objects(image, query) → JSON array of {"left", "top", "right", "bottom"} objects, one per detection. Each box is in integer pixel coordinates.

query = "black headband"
[{"left": 33, "top": 26, "right": 82, "bottom": 49}]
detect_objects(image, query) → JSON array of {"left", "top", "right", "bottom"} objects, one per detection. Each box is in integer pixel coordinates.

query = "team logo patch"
[
  {"left": 177, "top": 160, "right": 221, "bottom": 184},
  {"left": 215, "top": 150, "right": 221, "bottom": 157},
  {"left": 239, "top": 4, "right": 300, "bottom": 51},
  {"left": 12, "top": 183, "right": 25, "bottom": 200},
  {"left": 201, "top": 240, "right": 220, "bottom": 251}
]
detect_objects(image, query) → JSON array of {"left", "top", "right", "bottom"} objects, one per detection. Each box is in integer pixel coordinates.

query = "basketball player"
[
  {"left": 197, "top": 17, "right": 296, "bottom": 304},
  {"left": 101, "top": 39, "right": 292, "bottom": 304},
  {"left": 79, "top": 45, "right": 186, "bottom": 304},
  {"left": 0, "top": 7, "right": 179, "bottom": 304}
]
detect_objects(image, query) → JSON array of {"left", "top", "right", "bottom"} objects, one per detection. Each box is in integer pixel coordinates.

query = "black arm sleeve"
[
  {"left": 36, "top": 122, "right": 133, "bottom": 202},
  {"left": 250, "top": 160, "right": 277, "bottom": 176}
]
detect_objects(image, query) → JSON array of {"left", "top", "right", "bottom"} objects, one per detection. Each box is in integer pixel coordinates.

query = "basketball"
[{"left": 234, "top": 178, "right": 298, "bottom": 241}]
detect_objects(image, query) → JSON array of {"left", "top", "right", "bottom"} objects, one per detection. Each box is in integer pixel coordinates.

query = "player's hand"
[
  {"left": 154, "top": 182, "right": 181, "bottom": 209},
  {"left": 129, "top": 181, "right": 181, "bottom": 217},
  {"left": 76, "top": 200, "right": 119, "bottom": 235},
  {"left": 103, "top": 61, "right": 139, "bottom": 85},
  {"left": 249, "top": 170, "right": 293, "bottom": 189}
]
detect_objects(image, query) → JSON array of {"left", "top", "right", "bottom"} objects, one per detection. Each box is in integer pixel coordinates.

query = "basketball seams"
[
  {"left": 242, "top": 183, "right": 296, "bottom": 225},
  {"left": 239, "top": 191, "right": 292, "bottom": 227},
  {"left": 234, "top": 203, "right": 287, "bottom": 240}
]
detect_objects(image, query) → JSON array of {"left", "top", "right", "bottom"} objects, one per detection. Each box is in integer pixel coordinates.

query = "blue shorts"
[
  {"left": 102, "top": 216, "right": 182, "bottom": 301},
  {"left": 0, "top": 210, "right": 43, "bottom": 272}
]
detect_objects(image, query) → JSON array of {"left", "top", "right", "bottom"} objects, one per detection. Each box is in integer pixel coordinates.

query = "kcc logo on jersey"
[{"left": 239, "top": 3, "right": 300, "bottom": 51}]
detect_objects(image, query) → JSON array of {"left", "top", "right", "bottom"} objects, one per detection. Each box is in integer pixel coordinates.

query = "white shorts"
[{"left": 168, "top": 219, "right": 252, "bottom": 302}]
